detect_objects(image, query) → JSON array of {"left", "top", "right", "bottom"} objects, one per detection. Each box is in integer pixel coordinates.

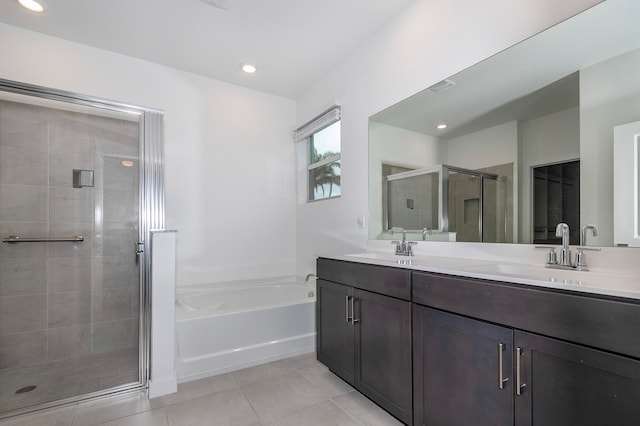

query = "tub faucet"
[
  {"left": 580, "top": 224, "right": 598, "bottom": 246},
  {"left": 555, "top": 223, "right": 572, "bottom": 267}
]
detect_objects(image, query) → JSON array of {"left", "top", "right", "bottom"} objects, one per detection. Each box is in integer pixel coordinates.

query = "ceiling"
[
  {"left": 370, "top": 0, "right": 640, "bottom": 140},
  {"left": 0, "top": 0, "right": 414, "bottom": 99}
]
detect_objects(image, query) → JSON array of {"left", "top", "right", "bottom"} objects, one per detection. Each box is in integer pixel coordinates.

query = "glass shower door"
[{"left": 0, "top": 92, "right": 143, "bottom": 415}]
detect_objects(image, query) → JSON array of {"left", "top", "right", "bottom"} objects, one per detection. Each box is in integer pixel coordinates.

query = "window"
[{"left": 295, "top": 106, "right": 341, "bottom": 201}]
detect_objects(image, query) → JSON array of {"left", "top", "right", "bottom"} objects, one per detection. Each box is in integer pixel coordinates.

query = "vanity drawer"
[
  {"left": 317, "top": 258, "right": 411, "bottom": 301},
  {"left": 413, "top": 271, "right": 640, "bottom": 359}
]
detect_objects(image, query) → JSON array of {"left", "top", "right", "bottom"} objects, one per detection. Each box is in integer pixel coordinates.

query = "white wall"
[
  {"left": 368, "top": 122, "right": 443, "bottom": 238},
  {"left": 580, "top": 47, "right": 640, "bottom": 246},
  {"left": 0, "top": 23, "right": 297, "bottom": 286},
  {"left": 295, "top": 0, "right": 602, "bottom": 275},
  {"left": 446, "top": 121, "right": 518, "bottom": 170},
  {"left": 519, "top": 107, "right": 580, "bottom": 243}
]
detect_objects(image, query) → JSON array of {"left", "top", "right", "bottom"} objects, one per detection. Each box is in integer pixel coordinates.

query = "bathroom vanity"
[{"left": 316, "top": 253, "right": 640, "bottom": 426}]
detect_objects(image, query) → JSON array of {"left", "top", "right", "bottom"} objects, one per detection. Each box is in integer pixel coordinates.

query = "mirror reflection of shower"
[{"left": 383, "top": 163, "right": 512, "bottom": 243}]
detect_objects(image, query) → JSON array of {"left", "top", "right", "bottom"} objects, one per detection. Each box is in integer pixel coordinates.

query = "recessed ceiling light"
[
  {"left": 17, "top": 0, "right": 45, "bottom": 13},
  {"left": 121, "top": 160, "right": 135, "bottom": 167},
  {"left": 437, "top": 123, "right": 448, "bottom": 130},
  {"left": 240, "top": 63, "right": 257, "bottom": 74}
]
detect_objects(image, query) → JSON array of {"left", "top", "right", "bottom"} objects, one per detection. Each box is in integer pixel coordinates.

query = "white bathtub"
[{"left": 175, "top": 277, "right": 316, "bottom": 382}]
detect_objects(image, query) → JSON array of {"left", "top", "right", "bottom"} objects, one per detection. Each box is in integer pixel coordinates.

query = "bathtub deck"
[{"left": 5, "top": 353, "right": 403, "bottom": 425}]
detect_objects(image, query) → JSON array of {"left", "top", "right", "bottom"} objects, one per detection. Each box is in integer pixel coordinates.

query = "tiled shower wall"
[{"left": 0, "top": 99, "right": 140, "bottom": 371}]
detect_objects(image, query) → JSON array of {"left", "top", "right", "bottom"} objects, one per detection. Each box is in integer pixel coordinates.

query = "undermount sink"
[
  {"left": 344, "top": 252, "right": 489, "bottom": 269},
  {"left": 460, "top": 263, "right": 639, "bottom": 293},
  {"left": 342, "top": 252, "right": 640, "bottom": 298}
]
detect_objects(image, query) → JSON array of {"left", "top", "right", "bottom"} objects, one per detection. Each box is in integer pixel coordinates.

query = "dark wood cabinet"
[
  {"left": 317, "top": 258, "right": 640, "bottom": 426},
  {"left": 413, "top": 306, "right": 513, "bottom": 426},
  {"left": 414, "top": 306, "right": 640, "bottom": 426},
  {"left": 316, "top": 279, "right": 354, "bottom": 383},
  {"left": 413, "top": 272, "right": 640, "bottom": 426},
  {"left": 355, "top": 288, "right": 412, "bottom": 424},
  {"left": 316, "top": 259, "right": 412, "bottom": 425},
  {"left": 514, "top": 331, "right": 640, "bottom": 426}
]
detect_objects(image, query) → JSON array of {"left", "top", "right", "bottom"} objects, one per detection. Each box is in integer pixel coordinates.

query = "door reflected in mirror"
[{"left": 368, "top": 0, "right": 640, "bottom": 247}]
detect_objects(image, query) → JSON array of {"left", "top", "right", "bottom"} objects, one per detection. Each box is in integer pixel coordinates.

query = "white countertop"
[{"left": 320, "top": 244, "right": 640, "bottom": 301}]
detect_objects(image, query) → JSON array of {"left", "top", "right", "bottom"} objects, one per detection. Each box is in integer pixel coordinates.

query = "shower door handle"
[{"left": 135, "top": 242, "right": 144, "bottom": 254}]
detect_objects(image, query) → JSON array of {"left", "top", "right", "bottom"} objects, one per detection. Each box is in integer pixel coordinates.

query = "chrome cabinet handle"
[
  {"left": 516, "top": 347, "right": 526, "bottom": 396},
  {"left": 345, "top": 295, "right": 352, "bottom": 323},
  {"left": 352, "top": 297, "right": 359, "bottom": 323},
  {"left": 498, "top": 343, "right": 509, "bottom": 389}
]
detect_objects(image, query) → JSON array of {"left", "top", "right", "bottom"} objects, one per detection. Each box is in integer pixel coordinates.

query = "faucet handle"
[
  {"left": 406, "top": 241, "right": 417, "bottom": 256},
  {"left": 546, "top": 247, "right": 558, "bottom": 265},
  {"left": 534, "top": 246, "right": 558, "bottom": 265},
  {"left": 575, "top": 247, "right": 601, "bottom": 271},
  {"left": 391, "top": 240, "right": 402, "bottom": 254}
]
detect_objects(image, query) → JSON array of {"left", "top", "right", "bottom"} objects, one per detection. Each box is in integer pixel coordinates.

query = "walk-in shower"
[
  {"left": 385, "top": 164, "right": 511, "bottom": 242},
  {"left": 0, "top": 79, "right": 163, "bottom": 418}
]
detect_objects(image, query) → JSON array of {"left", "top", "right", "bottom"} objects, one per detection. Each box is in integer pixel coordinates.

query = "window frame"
[{"left": 295, "top": 106, "right": 341, "bottom": 202}]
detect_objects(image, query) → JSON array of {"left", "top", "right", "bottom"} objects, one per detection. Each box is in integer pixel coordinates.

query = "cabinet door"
[
  {"left": 413, "top": 306, "right": 513, "bottom": 426},
  {"left": 514, "top": 331, "right": 640, "bottom": 426},
  {"left": 316, "top": 279, "right": 354, "bottom": 384},
  {"left": 354, "top": 289, "right": 412, "bottom": 425}
]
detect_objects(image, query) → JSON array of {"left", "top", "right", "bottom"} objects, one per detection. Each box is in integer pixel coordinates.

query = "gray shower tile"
[
  {"left": 47, "top": 223, "right": 93, "bottom": 258},
  {"left": 165, "top": 388, "right": 259, "bottom": 426},
  {"left": 104, "top": 157, "right": 138, "bottom": 191},
  {"left": 0, "top": 331, "right": 47, "bottom": 370},
  {"left": 48, "top": 290, "right": 92, "bottom": 327},
  {"left": 93, "top": 255, "right": 138, "bottom": 289},
  {"left": 0, "top": 146, "right": 48, "bottom": 186},
  {"left": 73, "top": 392, "right": 155, "bottom": 426},
  {"left": 0, "top": 184, "right": 48, "bottom": 222},
  {"left": 0, "top": 294, "right": 46, "bottom": 334},
  {"left": 240, "top": 371, "right": 326, "bottom": 423},
  {"left": 0, "top": 257, "right": 46, "bottom": 297},
  {"left": 49, "top": 152, "right": 95, "bottom": 188},
  {"left": 0, "top": 403, "right": 77, "bottom": 426},
  {"left": 93, "top": 320, "right": 134, "bottom": 353},
  {"left": 0, "top": 222, "right": 48, "bottom": 259},
  {"left": 49, "top": 187, "right": 93, "bottom": 224},
  {"left": 48, "top": 257, "right": 93, "bottom": 292},
  {"left": 103, "top": 190, "right": 137, "bottom": 223},
  {"left": 94, "top": 288, "right": 134, "bottom": 322},
  {"left": 48, "top": 115, "right": 95, "bottom": 156},
  {"left": 47, "top": 324, "right": 92, "bottom": 361},
  {"left": 103, "top": 222, "right": 138, "bottom": 256},
  {"left": 0, "top": 113, "right": 48, "bottom": 152}
]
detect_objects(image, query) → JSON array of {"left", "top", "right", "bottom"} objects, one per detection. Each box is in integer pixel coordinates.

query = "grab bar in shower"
[{"left": 2, "top": 235, "right": 84, "bottom": 243}]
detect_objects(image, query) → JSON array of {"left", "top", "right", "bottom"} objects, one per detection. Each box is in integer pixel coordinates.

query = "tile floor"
[
  {"left": 0, "top": 348, "right": 139, "bottom": 413},
  {"left": 0, "top": 353, "right": 403, "bottom": 425}
]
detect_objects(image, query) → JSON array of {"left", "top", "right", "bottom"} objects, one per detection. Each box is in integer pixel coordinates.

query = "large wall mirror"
[{"left": 368, "top": 0, "right": 640, "bottom": 247}]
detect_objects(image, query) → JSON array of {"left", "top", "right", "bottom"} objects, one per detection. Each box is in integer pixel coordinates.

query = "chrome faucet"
[
  {"left": 422, "top": 227, "right": 432, "bottom": 241},
  {"left": 580, "top": 224, "right": 598, "bottom": 246},
  {"left": 536, "top": 222, "right": 601, "bottom": 271},
  {"left": 556, "top": 223, "right": 572, "bottom": 267},
  {"left": 390, "top": 226, "right": 416, "bottom": 256}
]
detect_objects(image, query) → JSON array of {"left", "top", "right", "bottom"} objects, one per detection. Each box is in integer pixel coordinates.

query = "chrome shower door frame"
[{"left": 0, "top": 78, "right": 164, "bottom": 417}]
